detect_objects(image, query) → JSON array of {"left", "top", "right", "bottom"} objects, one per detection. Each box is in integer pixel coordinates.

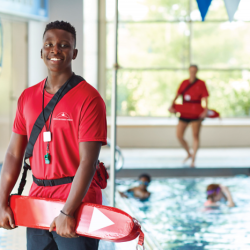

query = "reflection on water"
[{"left": 117, "top": 176, "right": 250, "bottom": 249}]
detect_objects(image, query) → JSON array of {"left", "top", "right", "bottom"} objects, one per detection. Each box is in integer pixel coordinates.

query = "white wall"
[
  {"left": 107, "top": 118, "right": 250, "bottom": 148},
  {"left": 28, "top": 21, "right": 47, "bottom": 86},
  {"left": 83, "top": 0, "right": 98, "bottom": 89},
  {"left": 49, "top": 0, "right": 83, "bottom": 76}
]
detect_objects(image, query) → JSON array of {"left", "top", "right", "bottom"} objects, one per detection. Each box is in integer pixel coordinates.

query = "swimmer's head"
[
  {"left": 206, "top": 184, "right": 223, "bottom": 202},
  {"left": 189, "top": 64, "right": 198, "bottom": 79},
  {"left": 139, "top": 173, "right": 151, "bottom": 187}
]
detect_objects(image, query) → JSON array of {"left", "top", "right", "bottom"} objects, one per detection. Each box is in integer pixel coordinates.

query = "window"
[{"left": 106, "top": 0, "right": 250, "bottom": 117}]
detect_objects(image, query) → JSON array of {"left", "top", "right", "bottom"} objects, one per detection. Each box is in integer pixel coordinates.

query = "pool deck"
[{"left": 99, "top": 147, "right": 250, "bottom": 177}]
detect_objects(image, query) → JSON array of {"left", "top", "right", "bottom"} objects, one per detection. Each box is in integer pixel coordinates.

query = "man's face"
[
  {"left": 189, "top": 66, "right": 198, "bottom": 79},
  {"left": 41, "top": 29, "right": 78, "bottom": 73}
]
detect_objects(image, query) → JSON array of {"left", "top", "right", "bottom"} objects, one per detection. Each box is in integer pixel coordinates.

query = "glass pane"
[
  {"left": 117, "top": 23, "right": 189, "bottom": 68},
  {"left": 106, "top": 0, "right": 189, "bottom": 22},
  {"left": 192, "top": 22, "right": 250, "bottom": 68},
  {"left": 198, "top": 70, "right": 250, "bottom": 117},
  {"left": 191, "top": 0, "right": 228, "bottom": 21},
  {"left": 106, "top": 70, "right": 188, "bottom": 116},
  {"left": 106, "top": 70, "right": 250, "bottom": 117},
  {"left": 106, "top": 23, "right": 115, "bottom": 69},
  {"left": 106, "top": 0, "right": 116, "bottom": 22}
]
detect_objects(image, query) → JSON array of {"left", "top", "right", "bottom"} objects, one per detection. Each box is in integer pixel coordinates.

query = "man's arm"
[
  {"left": 168, "top": 93, "right": 180, "bottom": 113},
  {"left": 220, "top": 185, "right": 235, "bottom": 207},
  {"left": 200, "top": 97, "right": 208, "bottom": 119},
  {"left": 0, "top": 133, "right": 27, "bottom": 229},
  {"left": 49, "top": 141, "right": 102, "bottom": 238}
]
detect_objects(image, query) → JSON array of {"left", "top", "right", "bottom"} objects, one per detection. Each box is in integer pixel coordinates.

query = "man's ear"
[
  {"left": 72, "top": 49, "right": 78, "bottom": 60},
  {"left": 41, "top": 49, "right": 43, "bottom": 59}
]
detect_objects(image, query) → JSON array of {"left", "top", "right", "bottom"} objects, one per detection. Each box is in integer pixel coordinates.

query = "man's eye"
[
  {"left": 61, "top": 44, "right": 67, "bottom": 48},
  {"left": 45, "top": 44, "right": 51, "bottom": 47}
]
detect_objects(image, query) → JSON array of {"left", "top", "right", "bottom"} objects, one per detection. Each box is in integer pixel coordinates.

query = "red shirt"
[
  {"left": 177, "top": 79, "right": 209, "bottom": 119},
  {"left": 13, "top": 78, "right": 107, "bottom": 204}
]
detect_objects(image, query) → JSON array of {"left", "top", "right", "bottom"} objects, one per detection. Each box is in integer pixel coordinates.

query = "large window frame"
[{"left": 106, "top": 0, "right": 250, "bottom": 117}]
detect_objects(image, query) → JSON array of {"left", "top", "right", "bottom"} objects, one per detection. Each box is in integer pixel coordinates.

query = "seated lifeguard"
[
  {"left": 204, "top": 184, "right": 235, "bottom": 208},
  {"left": 120, "top": 174, "right": 151, "bottom": 200}
]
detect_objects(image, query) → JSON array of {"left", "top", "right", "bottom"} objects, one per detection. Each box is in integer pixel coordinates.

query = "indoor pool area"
[
  {"left": 1, "top": 0, "right": 250, "bottom": 249},
  {"left": 114, "top": 176, "right": 250, "bottom": 249}
]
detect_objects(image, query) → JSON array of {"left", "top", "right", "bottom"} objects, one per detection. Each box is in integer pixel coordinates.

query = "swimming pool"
[{"left": 116, "top": 176, "right": 250, "bottom": 249}]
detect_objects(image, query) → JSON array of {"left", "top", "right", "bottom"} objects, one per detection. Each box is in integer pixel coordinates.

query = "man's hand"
[
  {"left": 199, "top": 109, "right": 208, "bottom": 119},
  {"left": 49, "top": 213, "right": 78, "bottom": 238},
  {"left": 168, "top": 106, "right": 176, "bottom": 113},
  {"left": 0, "top": 205, "right": 16, "bottom": 230}
]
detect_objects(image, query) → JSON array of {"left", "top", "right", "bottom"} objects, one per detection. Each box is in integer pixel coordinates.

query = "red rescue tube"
[
  {"left": 9, "top": 195, "right": 144, "bottom": 246},
  {"left": 174, "top": 104, "right": 220, "bottom": 118}
]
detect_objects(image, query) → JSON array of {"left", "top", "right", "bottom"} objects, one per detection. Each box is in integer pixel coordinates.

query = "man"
[{"left": 0, "top": 21, "right": 107, "bottom": 250}]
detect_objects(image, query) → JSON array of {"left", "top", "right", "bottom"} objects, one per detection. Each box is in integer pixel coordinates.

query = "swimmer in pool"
[
  {"left": 119, "top": 174, "right": 151, "bottom": 200},
  {"left": 204, "top": 184, "right": 235, "bottom": 208}
]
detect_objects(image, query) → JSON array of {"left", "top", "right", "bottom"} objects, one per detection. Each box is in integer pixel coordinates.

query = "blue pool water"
[{"left": 117, "top": 176, "right": 250, "bottom": 249}]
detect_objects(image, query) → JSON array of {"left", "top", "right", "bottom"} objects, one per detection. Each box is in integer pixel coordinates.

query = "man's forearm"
[
  {"left": 0, "top": 152, "right": 23, "bottom": 206},
  {"left": 204, "top": 97, "right": 208, "bottom": 109},
  {"left": 172, "top": 94, "right": 179, "bottom": 106},
  {"left": 62, "top": 160, "right": 96, "bottom": 216}
]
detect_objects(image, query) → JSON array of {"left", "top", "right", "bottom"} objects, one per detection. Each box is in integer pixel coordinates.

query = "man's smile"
[{"left": 48, "top": 57, "right": 64, "bottom": 61}]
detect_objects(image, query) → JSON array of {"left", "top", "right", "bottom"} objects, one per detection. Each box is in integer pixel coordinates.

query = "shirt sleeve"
[
  {"left": 201, "top": 81, "right": 209, "bottom": 98},
  {"left": 78, "top": 96, "right": 107, "bottom": 145},
  {"left": 12, "top": 92, "right": 27, "bottom": 135},
  {"left": 177, "top": 81, "right": 185, "bottom": 95}
]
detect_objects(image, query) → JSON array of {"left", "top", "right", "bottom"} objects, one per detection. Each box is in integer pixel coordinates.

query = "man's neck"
[
  {"left": 189, "top": 77, "right": 197, "bottom": 84},
  {"left": 46, "top": 70, "right": 73, "bottom": 95}
]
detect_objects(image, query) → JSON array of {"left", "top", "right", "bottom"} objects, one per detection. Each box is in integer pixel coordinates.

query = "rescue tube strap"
[
  {"left": 32, "top": 175, "right": 74, "bottom": 187},
  {"left": 17, "top": 73, "right": 84, "bottom": 195},
  {"left": 183, "top": 100, "right": 201, "bottom": 104},
  {"left": 136, "top": 230, "right": 145, "bottom": 249},
  {"left": 180, "top": 78, "right": 199, "bottom": 97}
]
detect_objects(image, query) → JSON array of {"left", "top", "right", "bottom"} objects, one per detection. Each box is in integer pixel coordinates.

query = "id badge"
[{"left": 43, "top": 131, "right": 51, "bottom": 142}]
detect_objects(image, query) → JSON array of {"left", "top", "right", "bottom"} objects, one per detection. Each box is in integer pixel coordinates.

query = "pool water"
[{"left": 117, "top": 176, "right": 250, "bottom": 250}]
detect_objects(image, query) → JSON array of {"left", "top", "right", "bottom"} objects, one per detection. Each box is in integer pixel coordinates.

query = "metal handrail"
[{"left": 106, "top": 138, "right": 124, "bottom": 172}]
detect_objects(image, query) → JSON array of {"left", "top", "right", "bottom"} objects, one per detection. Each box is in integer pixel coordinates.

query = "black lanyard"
[{"left": 42, "top": 78, "right": 70, "bottom": 163}]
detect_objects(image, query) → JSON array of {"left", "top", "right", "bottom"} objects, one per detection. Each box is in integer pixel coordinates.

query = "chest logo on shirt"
[
  {"left": 53, "top": 112, "right": 73, "bottom": 121},
  {"left": 184, "top": 94, "right": 191, "bottom": 101}
]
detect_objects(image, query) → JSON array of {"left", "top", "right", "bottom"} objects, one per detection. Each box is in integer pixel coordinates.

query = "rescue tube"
[
  {"left": 9, "top": 195, "right": 144, "bottom": 247},
  {"left": 174, "top": 104, "right": 220, "bottom": 118}
]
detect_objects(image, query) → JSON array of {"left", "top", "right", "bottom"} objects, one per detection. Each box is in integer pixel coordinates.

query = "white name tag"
[
  {"left": 43, "top": 131, "right": 51, "bottom": 142},
  {"left": 184, "top": 95, "right": 191, "bottom": 101}
]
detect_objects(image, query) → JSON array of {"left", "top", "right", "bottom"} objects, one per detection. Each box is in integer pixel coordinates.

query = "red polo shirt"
[
  {"left": 177, "top": 79, "right": 209, "bottom": 119},
  {"left": 13, "top": 78, "right": 107, "bottom": 205}
]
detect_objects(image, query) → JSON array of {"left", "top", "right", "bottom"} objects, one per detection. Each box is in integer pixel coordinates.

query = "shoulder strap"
[
  {"left": 17, "top": 74, "right": 84, "bottom": 195},
  {"left": 180, "top": 78, "right": 199, "bottom": 96}
]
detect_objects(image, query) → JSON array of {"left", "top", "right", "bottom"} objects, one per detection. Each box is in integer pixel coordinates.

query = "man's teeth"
[{"left": 50, "top": 58, "right": 61, "bottom": 61}]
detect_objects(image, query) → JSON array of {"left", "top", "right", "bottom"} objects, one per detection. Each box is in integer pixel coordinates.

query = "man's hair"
[
  {"left": 43, "top": 20, "right": 76, "bottom": 47},
  {"left": 139, "top": 173, "right": 151, "bottom": 183},
  {"left": 189, "top": 64, "right": 199, "bottom": 70}
]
